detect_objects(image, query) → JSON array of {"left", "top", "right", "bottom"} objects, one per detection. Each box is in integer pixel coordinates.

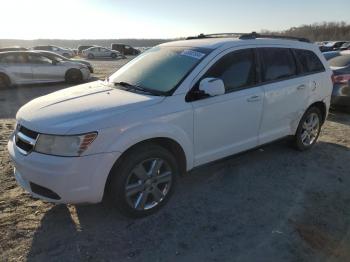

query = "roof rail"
[
  {"left": 186, "top": 32, "right": 311, "bottom": 43},
  {"left": 239, "top": 32, "right": 310, "bottom": 43}
]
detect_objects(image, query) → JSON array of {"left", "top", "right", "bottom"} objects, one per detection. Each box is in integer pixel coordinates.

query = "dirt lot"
[{"left": 1, "top": 58, "right": 350, "bottom": 262}]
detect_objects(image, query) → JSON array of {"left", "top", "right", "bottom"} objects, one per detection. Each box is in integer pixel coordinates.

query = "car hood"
[{"left": 17, "top": 81, "right": 164, "bottom": 134}]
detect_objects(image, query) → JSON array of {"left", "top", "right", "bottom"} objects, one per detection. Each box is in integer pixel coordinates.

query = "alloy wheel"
[
  {"left": 300, "top": 112, "right": 320, "bottom": 146},
  {"left": 125, "top": 158, "right": 173, "bottom": 211}
]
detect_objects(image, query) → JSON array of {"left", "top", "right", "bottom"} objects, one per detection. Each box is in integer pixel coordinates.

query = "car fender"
[{"left": 106, "top": 122, "right": 194, "bottom": 171}]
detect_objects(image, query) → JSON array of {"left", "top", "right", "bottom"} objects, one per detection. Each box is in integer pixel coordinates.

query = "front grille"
[{"left": 15, "top": 125, "right": 39, "bottom": 155}]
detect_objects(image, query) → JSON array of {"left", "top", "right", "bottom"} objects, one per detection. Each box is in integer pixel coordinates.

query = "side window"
[
  {"left": 204, "top": 49, "right": 256, "bottom": 92},
  {"left": 294, "top": 49, "right": 325, "bottom": 74},
  {"left": 260, "top": 48, "right": 297, "bottom": 82},
  {"left": 28, "top": 54, "right": 53, "bottom": 65},
  {"left": 0, "top": 54, "right": 27, "bottom": 64}
]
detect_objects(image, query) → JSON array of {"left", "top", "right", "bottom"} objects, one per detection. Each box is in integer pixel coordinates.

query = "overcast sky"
[{"left": 1, "top": 0, "right": 349, "bottom": 39}]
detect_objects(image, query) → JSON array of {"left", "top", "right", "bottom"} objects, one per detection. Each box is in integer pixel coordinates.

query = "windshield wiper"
[{"left": 113, "top": 81, "right": 164, "bottom": 96}]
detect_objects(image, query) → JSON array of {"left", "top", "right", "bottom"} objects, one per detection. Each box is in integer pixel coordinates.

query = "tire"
[
  {"left": 65, "top": 69, "right": 83, "bottom": 84},
  {"left": 87, "top": 53, "right": 94, "bottom": 59},
  {"left": 111, "top": 53, "right": 117, "bottom": 59},
  {"left": 107, "top": 143, "right": 178, "bottom": 218},
  {"left": 0, "top": 74, "right": 10, "bottom": 89},
  {"left": 294, "top": 107, "right": 322, "bottom": 151},
  {"left": 62, "top": 53, "right": 70, "bottom": 58}
]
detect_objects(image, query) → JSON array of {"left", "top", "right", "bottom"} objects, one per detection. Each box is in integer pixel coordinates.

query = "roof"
[{"left": 160, "top": 37, "right": 315, "bottom": 50}]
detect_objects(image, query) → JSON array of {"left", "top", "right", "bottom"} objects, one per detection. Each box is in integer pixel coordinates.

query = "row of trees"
[
  {"left": 1, "top": 22, "right": 349, "bottom": 48},
  {"left": 261, "top": 22, "right": 350, "bottom": 42}
]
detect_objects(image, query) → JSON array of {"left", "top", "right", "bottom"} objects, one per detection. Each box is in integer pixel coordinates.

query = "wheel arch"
[
  {"left": 0, "top": 72, "right": 11, "bottom": 86},
  {"left": 308, "top": 101, "right": 327, "bottom": 124},
  {"left": 65, "top": 68, "right": 82, "bottom": 81},
  {"left": 103, "top": 136, "right": 189, "bottom": 201}
]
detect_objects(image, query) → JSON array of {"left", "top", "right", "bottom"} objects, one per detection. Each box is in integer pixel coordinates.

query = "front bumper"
[{"left": 8, "top": 135, "right": 120, "bottom": 204}]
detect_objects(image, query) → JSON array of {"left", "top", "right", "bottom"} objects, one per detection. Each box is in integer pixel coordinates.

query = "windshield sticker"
[{"left": 180, "top": 50, "right": 205, "bottom": 60}]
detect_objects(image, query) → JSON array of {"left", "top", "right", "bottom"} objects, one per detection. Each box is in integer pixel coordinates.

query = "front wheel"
[
  {"left": 294, "top": 107, "right": 322, "bottom": 151},
  {"left": 111, "top": 53, "right": 117, "bottom": 59},
  {"left": 107, "top": 144, "right": 178, "bottom": 218},
  {"left": 65, "top": 69, "right": 83, "bottom": 83}
]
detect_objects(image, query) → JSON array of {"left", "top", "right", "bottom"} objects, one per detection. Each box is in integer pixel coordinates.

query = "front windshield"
[{"left": 109, "top": 46, "right": 211, "bottom": 94}]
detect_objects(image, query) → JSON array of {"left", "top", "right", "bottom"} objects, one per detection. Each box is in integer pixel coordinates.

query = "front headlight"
[{"left": 34, "top": 132, "right": 97, "bottom": 157}]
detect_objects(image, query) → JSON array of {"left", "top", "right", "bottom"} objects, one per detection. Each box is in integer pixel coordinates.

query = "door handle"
[
  {"left": 247, "top": 95, "right": 261, "bottom": 102},
  {"left": 297, "top": 84, "right": 306, "bottom": 90}
]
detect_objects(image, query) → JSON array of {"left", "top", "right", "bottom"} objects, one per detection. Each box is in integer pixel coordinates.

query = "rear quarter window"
[{"left": 294, "top": 49, "right": 325, "bottom": 73}]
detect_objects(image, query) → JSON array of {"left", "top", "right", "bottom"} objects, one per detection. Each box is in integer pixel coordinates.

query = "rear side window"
[
  {"left": 204, "top": 49, "right": 256, "bottom": 92},
  {"left": 260, "top": 48, "right": 296, "bottom": 82},
  {"left": 294, "top": 49, "right": 325, "bottom": 73},
  {"left": 0, "top": 54, "right": 27, "bottom": 64}
]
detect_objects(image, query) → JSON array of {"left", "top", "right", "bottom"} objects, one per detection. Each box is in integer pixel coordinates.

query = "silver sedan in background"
[
  {"left": 82, "top": 46, "right": 122, "bottom": 59},
  {"left": 0, "top": 51, "right": 90, "bottom": 89}
]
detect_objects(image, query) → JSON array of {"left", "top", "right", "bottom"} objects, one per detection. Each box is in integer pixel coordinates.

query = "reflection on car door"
[
  {"left": 27, "top": 54, "right": 66, "bottom": 82},
  {"left": 0, "top": 53, "right": 33, "bottom": 84},
  {"left": 191, "top": 49, "right": 264, "bottom": 166},
  {"left": 258, "top": 48, "right": 310, "bottom": 144}
]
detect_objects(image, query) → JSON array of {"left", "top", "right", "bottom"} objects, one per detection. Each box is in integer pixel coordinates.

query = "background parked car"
[
  {"left": 323, "top": 51, "right": 341, "bottom": 60},
  {"left": 320, "top": 41, "right": 348, "bottom": 52},
  {"left": 0, "top": 47, "right": 28, "bottom": 52},
  {"left": 0, "top": 51, "right": 90, "bottom": 88},
  {"left": 77, "top": 45, "right": 95, "bottom": 55},
  {"left": 37, "top": 51, "right": 94, "bottom": 73},
  {"left": 329, "top": 54, "right": 350, "bottom": 109},
  {"left": 111, "top": 43, "right": 140, "bottom": 55},
  {"left": 32, "top": 45, "right": 75, "bottom": 58},
  {"left": 82, "top": 46, "right": 121, "bottom": 59},
  {"left": 340, "top": 42, "right": 350, "bottom": 51}
]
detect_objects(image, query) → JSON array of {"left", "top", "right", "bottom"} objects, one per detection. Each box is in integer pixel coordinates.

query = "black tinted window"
[
  {"left": 0, "top": 54, "right": 27, "bottom": 64},
  {"left": 295, "top": 49, "right": 325, "bottom": 73},
  {"left": 260, "top": 48, "right": 296, "bottom": 82},
  {"left": 205, "top": 49, "right": 256, "bottom": 91}
]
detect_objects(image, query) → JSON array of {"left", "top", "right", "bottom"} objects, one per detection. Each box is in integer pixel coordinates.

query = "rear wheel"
[
  {"left": 65, "top": 69, "right": 83, "bottom": 83},
  {"left": 87, "top": 53, "right": 94, "bottom": 59},
  {"left": 107, "top": 144, "right": 178, "bottom": 218},
  {"left": 294, "top": 107, "right": 322, "bottom": 151},
  {"left": 0, "top": 74, "right": 10, "bottom": 89}
]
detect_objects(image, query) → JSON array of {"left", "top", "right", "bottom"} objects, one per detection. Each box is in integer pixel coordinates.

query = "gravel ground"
[{"left": 1, "top": 59, "right": 350, "bottom": 261}]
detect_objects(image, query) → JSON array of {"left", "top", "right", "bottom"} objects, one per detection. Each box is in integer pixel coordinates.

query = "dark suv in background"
[{"left": 111, "top": 44, "right": 140, "bottom": 55}]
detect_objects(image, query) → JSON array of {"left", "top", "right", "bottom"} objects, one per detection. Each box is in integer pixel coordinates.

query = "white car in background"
[
  {"left": 32, "top": 45, "right": 75, "bottom": 58},
  {"left": 0, "top": 51, "right": 90, "bottom": 88},
  {"left": 82, "top": 46, "right": 121, "bottom": 59},
  {"left": 8, "top": 33, "right": 332, "bottom": 217}
]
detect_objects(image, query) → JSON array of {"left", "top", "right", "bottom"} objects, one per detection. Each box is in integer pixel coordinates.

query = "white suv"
[{"left": 8, "top": 33, "right": 333, "bottom": 217}]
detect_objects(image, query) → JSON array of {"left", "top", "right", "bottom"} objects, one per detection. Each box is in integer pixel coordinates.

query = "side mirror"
[{"left": 199, "top": 78, "right": 225, "bottom": 97}]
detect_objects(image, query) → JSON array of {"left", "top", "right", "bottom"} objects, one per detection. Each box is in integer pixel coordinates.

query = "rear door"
[
  {"left": 258, "top": 47, "right": 310, "bottom": 144},
  {"left": 0, "top": 53, "right": 33, "bottom": 84},
  {"left": 27, "top": 53, "right": 66, "bottom": 82}
]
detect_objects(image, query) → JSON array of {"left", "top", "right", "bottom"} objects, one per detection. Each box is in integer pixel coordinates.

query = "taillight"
[{"left": 333, "top": 74, "right": 350, "bottom": 84}]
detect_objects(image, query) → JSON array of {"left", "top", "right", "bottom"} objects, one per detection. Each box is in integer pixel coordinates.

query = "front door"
[{"left": 190, "top": 49, "right": 264, "bottom": 166}]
